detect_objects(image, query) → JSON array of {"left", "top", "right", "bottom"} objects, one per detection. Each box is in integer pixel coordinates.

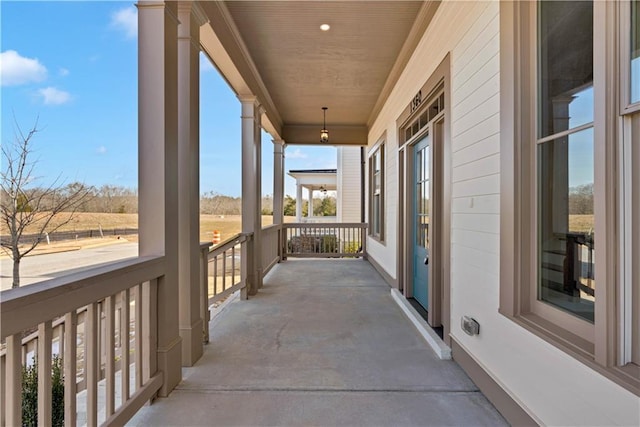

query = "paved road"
[{"left": 1, "top": 242, "right": 138, "bottom": 291}]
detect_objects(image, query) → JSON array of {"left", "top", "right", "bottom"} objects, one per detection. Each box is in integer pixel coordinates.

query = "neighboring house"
[
  {"left": 2, "top": 2, "right": 638, "bottom": 426},
  {"left": 288, "top": 146, "right": 362, "bottom": 223}
]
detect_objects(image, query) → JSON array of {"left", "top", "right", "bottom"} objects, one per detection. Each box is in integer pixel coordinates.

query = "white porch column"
[
  {"left": 296, "top": 183, "right": 303, "bottom": 222},
  {"left": 272, "top": 139, "right": 285, "bottom": 225},
  {"left": 138, "top": 0, "right": 181, "bottom": 396},
  {"left": 308, "top": 188, "right": 314, "bottom": 219},
  {"left": 177, "top": 1, "right": 206, "bottom": 367},
  {"left": 241, "top": 96, "right": 262, "bottom": 295}
]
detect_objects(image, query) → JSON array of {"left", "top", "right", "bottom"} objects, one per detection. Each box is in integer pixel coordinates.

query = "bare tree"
[{"left": 1, "top": 120, "right": 94, "bottom": 288}]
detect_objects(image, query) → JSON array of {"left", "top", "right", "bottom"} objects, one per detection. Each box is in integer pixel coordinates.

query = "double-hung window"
[
  {"left": 500, "top": 0, "right": 639, "bottom": 394},
  {"left": 369, "top": 142, "right": 385, "bottom": 241}
]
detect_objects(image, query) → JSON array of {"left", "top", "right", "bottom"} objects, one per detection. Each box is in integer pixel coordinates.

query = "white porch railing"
[
  {"left": 0, "top": 256, "right": 165, "bottom": 426},
  {"left": 283, "top": 223, "right": 368, "bottom": 258}
]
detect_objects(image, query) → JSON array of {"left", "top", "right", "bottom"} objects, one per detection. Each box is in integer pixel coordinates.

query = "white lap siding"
[{"left": 368, "top": 1, "right": 638, "bottom": 425}]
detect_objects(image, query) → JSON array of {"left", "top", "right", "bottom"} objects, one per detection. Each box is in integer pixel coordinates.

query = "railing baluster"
[
  {"left": 38, "top": 320, "right": 53, "bottom": 427},
  {"left": 6, "top": 334, "right": 22, "bottom": 427},
  {"left": 142, "top": 280, "right": 158, "bottom": 389},
  {"left": 135, "top": 284, "right": 143, "bottom": 391},
  {"left": 1, "top": 353, "right": 5, "bottom": 426},
  {"left": 58, "top": 322, "right": 64, "bottom": 361},
  {"left": 121, "top": 289, "right": 130, "bottom": 403},
  {"left": 64, "top": 311, "right": 77, "bottom": 427},
  {"left": 213, "top": 257, "right": 218, "bottom": 296},
  {"left": 232, "top": 245, "right": 236, "bottom": 287},
  {"left": 222, "top": 250, "right": 227, "bottom": 291},
  {"left": 86, "top": 302, "right": 99, "bottom": 427},
  {"left": 105, "top": 295, "right": 116, "bottom": 417}
]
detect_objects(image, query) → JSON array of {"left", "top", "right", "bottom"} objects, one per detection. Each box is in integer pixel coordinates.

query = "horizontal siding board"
[
  {"left": 451, "top": 173, "right": 500, "bottom": 198},
  {"left": 452, "top": 153, "right": 500, "bottom": 183},
  {"left": 452, "top": 67, "right": 500, "bottom": 120},
  {"left": 452, "top": 35, "right": 500, "bottom": 103},
  {"left": 452, "top": 194, "right": 500, "bottom": 215},
  {"left": 453, "top": 133, "right": 500, "bottom": 166},
  {"left": 451, "top": 92, "right": 500, "bottom": 137},
  {"left": 452, "top": 213, "right": 500, "bottom": 236},
  {"left": 452, "top": 112, "right": 500, "bottom": 152},
  {"left": 451, "top": 228, "right": 499, "bottom": 255},
  {"left": 451, "top": 243, "right": 499, "bottom": 277},
  {"left": 450, "top": 1, "right": 498, "bottom": 71}
]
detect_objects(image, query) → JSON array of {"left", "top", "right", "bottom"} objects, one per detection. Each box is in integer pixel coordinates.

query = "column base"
[
  {"left": 179, "top": 318, "right": 204, "bottom": 367},
  {"left": 157, "top": 336, "right": 183, "bottom": 397}
]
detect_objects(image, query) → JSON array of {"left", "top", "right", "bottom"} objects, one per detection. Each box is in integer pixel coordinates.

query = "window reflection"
[
  {"left": 538, "top": 1, "right": 593, "bottom": 138},
  {"left": 538, "top": 128, "right": 595, "bottom": 322}
]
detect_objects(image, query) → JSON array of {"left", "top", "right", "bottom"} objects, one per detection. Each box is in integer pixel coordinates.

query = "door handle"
[{"left": 424, "top": 256, "right": 429, "bottom": 265}]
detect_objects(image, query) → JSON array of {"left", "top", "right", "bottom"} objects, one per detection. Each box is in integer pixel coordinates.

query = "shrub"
[{"left": 22, "top": 356, "right": 64, "bottom": 427}]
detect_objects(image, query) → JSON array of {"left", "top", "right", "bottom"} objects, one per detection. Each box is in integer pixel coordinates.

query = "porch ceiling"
[{"left": 199, "top": 1, "right": 439, "bottom": 145}]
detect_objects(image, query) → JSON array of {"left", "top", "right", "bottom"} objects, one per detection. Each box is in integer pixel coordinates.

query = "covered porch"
[{"left": 129, "top": 259, "right": 505, "bottom": 426}]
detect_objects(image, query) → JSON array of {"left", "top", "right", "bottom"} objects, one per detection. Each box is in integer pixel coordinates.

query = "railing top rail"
[
  {"left": 261, "top": 224, "right": 282, "bottom": 232},
  {"left": 200, "top": 241, "right": 212, "bottom": 251},
  {"left": 1, "top": 255, "right": 165, "bottom": 339},
  {"left": 284, "top": 222, "right": 368, "bottom": 228},
  {"left": 209, "top": 232, "right": 251, "bottom": 257}
]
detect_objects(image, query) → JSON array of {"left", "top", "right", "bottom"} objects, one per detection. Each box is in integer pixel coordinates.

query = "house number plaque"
[{"left": 410, "top": 89, "right": 422, "bottom": 113}]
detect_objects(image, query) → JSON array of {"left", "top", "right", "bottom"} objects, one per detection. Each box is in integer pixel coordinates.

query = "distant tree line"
[
  {"left": 568, "top": 183, "right": 593, "bottom": 215},
  {"left": 5, "top": 185, "right": 339, "bottom": 217},
  {"left": 283, "top": 194, "right": 336, "bottom": 217}
]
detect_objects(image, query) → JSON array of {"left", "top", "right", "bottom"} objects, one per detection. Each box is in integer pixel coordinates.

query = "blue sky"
[{"left": 1, "top": 1, "right": 336, "bottom": 198}]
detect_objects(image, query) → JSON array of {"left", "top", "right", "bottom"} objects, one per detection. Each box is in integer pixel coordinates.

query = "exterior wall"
[
  {"left": 337, "top": 147, "right": 362, "bottom": 223},
  {"left": 368, "top": 1, "right": 638, "bottom": 425}
]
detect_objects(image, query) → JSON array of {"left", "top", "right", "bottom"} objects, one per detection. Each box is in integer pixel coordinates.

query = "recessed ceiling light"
[{"left": 320, "top": 24, "right": 330, "bottom": 31}]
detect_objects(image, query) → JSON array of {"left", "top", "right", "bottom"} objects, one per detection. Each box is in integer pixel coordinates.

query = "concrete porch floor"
[{"left": 128, "top": 259, "right": 507, "bottom": 426}]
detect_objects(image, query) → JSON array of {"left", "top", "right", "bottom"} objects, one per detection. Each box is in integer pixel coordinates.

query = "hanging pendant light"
[{"left": 320, "top": 107, "right": 329, "bottom": 143}]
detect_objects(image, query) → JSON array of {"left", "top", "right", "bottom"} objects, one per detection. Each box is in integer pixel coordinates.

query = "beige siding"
[
  {"left": 337, "top": 147, "right": 362, "bottom": 223},
  {"left": 368, "top": 1, "right": 638, "bottom": 425}
]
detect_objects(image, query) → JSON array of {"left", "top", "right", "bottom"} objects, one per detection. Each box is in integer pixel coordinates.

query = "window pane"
[
  {"left": 373, "top": 195, "right": 380, "bottom": 235},
  {"left": 632, "top": 0, "right": 640, "bottom": 103},
  {"left": 538, "top": 1, "right": 593, "bottom": 138},
  {"left": 538, "top": 127, "right": 595, "bottom": 322}
]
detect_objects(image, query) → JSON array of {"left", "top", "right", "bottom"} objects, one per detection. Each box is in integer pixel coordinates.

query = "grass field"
[{"left": 1, "top": 212, "right": 295, "bottom": 244}]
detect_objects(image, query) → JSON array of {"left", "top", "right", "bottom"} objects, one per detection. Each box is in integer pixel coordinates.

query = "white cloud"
[
  {"left": 59, "top": 68, "right": 69, "bottom": 77},
  {"left": 287, "top": 148, "right": 308, "bottom": 159},
  {"left": 97, "top": 146, "right": 107, "bottom": 155},
  {"left": 111, "top": 7, "right": 137, "bottom": 39},
  {"left": 0, "top": 50, "right": 47, "bottom": 86},
  {"left": 38, "top": 87, "right": 71, "bottom": 105}
]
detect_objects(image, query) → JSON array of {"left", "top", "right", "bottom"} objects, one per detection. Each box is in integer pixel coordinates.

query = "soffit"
[{"left": 202, "top": 1, "right": 429, "bottom": 144}]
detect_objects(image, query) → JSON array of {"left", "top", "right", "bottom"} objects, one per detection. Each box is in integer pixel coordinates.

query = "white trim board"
[{"left": 391, "top": 288, "right": 452, "bottom": 359}]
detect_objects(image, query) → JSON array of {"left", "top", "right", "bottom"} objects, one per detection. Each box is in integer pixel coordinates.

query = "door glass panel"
[
  {"left": 415, "top": 146, "right": 430, "bottom": 250},
  {"left": 538, "top": 1, "right": 593, "bottom": 138},
  {"left": 537, "top": 127, "right": 595, "bottom": 322},
  {"left": 632, "top": 0, "right": 640, "bottom": 103}
]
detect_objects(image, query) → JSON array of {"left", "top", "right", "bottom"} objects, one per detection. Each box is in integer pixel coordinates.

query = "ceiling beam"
[{"left": 282, "top": 125, "right": 368, "bottom": 146}]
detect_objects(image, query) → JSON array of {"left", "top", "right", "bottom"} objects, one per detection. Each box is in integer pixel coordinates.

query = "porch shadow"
[{"left": 128, "top": 259, "right": 506, "bottom": 426}]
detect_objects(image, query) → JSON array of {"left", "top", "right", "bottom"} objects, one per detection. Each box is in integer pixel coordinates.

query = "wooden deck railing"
[
  {"left": 0, "top": 256, "right": 165, "bottom": 426},
  {"left": 261, "top": 224, "right": 281, "bottom": 276},
  {"left": 283, "top": 223, "right": 368, "bottom": 258},
  {"left": 202, "top": 233, "right": 250, "bottom": 304}
]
